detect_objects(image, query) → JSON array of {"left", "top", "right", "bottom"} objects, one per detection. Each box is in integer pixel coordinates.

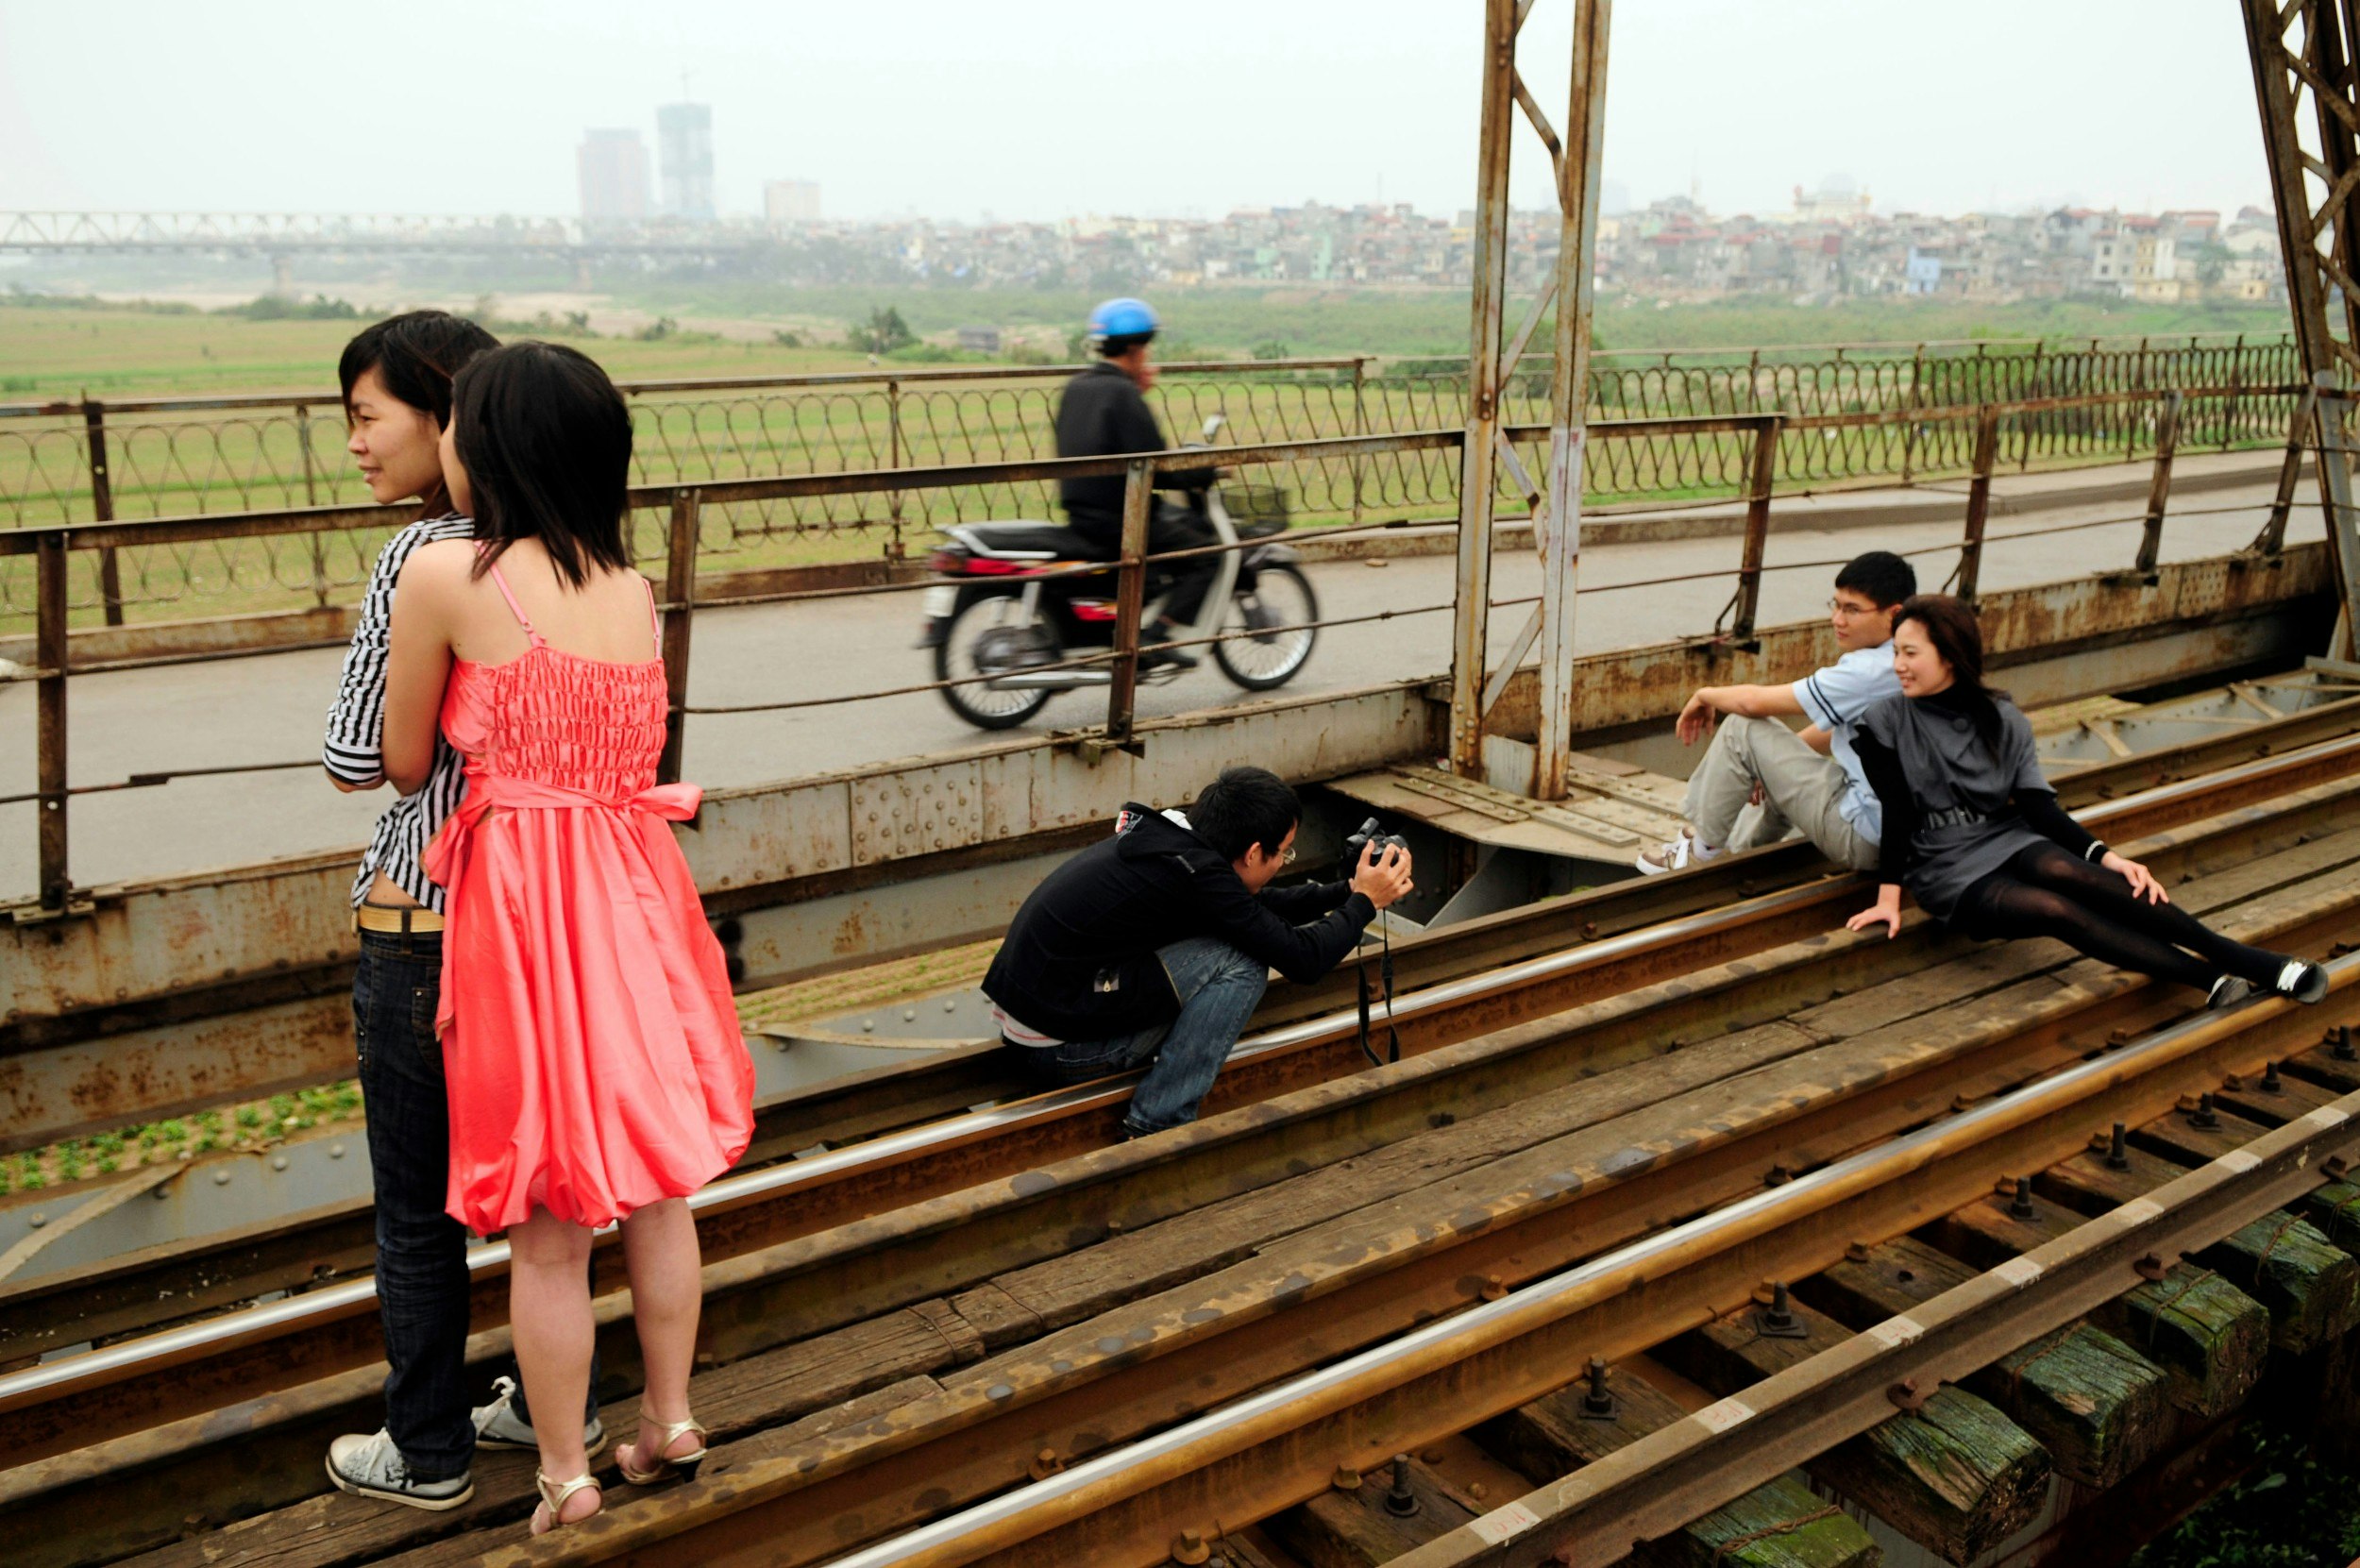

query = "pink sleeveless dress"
[{"left": 421, "top": 561, "right": 753, "bottom": 1234}]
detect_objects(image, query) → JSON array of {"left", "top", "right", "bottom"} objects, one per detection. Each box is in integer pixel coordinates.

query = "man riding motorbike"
[{"left": 1054, "top": 297, "right": 1221, "bottom": 671}]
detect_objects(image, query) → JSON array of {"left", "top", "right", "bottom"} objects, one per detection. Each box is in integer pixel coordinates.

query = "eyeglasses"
[
  {"left": 1827, "top": 599, "right": 1879, "bottom": 619},
  {"left": 1282, "top": 845, "right": 1298, "bottom": 865}
]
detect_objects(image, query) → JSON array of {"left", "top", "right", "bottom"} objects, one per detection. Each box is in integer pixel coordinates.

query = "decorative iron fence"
[{"left": 0, "top": 333, "right": 2302, "bottom": 630}]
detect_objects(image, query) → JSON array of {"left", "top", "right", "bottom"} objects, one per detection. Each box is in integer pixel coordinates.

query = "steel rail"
[
  {"left": 12, "top": 776, "right": 2360, "bottom": 1561},
  {"left": 8, "top": 719, "right": 2359, "bottom": 1390},
  {"left": 829, "top": 964, "right": 2360, "bottom": 1568}
]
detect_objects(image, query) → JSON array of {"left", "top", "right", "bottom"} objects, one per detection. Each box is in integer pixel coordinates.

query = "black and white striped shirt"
[{"left": 323, "top": 514, "right": 475, "bottom": 910}]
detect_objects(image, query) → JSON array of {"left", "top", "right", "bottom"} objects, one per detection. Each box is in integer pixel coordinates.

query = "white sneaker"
[
  {"left": 325, "top": 1428, "right": 473, "bottom": 1510},
  {"left": 1635, "top": 831, "right": 1721, "bottom": 876},
  {"left": 2274, "top": 959, "right": 2331, "bottom": 1004},
  {"left": 471, "top": 1374, "right": 607, "bottom": 1455}
]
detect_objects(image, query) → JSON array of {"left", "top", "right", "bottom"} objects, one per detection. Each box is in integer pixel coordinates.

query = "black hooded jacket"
[
  {"left": 1053, "top": 362, "right": 1220, "bottom": 531},
  {"left": 982, "top": 804, "right": 1375, "bottom": 1040}
]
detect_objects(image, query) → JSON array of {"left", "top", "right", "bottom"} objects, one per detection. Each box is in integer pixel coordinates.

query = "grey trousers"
[{"left": 1682, "top": 716, "right": 1880, "bottom": 870}]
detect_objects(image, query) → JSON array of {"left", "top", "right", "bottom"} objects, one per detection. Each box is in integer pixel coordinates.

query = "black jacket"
[
  {"left": 1053, "top": 362, "right": 1219, "bottom": 531},
  {"left": 982, "top": 804, "right": 1375, "bottom": 1040}
]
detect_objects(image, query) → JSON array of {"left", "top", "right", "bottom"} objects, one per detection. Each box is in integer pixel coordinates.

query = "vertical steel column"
[
  {"left": 2252, "top": 378, "right": 2320, "bottom": 556},
  {"left": 2316, "top": 390, "right": 2360, "bottom": 655},
  {"left": 1445, "top": 0, "right": 1521, "bottom": 779},
  {"left": 1955, "top": 406, "right": 2000, "bottom": 605},
  {"left": 2133, "top": 390, "right": 2183, "bottom": 578},
  {"left": 295, "top": 401, "right": 329, "bottom": 609},
  {"left": 1532, "top": 0, "right": 1612, "bottom": 800},
  {"left": 656, "top": 489, "right": 700, "bottom": 786},
  {"left": 35, "top": 532, "right": 69, "bottom": 909},
  {"left": 885, "top": 379, "right": 906, "bottom": 560},
  {"left": 1728, "top": 413, "right": 1778, "bottom": 643},
  {"left": 1104, "top": 459, "right": 1155, "bottom": 745},
  {"left": 81, "top": 399, "right": 123, "bottom": 628},
  {"left": 1350, "top": 356, "right": 1368, "bottom": 528}
]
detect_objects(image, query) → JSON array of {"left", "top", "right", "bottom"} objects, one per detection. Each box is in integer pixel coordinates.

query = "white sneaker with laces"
[
  {"left": 325, "top": 1428, "right": 473, "bottom": 1510},
  {"left": 472, "top": 1374, "right": 607, "bottom": 1455},
  {"left": 1635, "top": 831, "right": 1721, "bottom": 876}
]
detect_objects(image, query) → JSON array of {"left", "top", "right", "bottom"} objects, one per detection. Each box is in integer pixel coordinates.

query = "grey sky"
[{"left": 0, "top": 1, "right": 2268, "bottom": 224}]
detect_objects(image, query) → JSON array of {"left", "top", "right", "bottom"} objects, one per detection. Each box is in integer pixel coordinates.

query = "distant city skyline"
[{"left": 0, "top": 2, "right": 2282, "bottom": 226}]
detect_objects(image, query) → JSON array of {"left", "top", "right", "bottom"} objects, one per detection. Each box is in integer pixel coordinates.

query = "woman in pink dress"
[{"left": 379, "top": 342, "right": 753, "bottom": 1535}]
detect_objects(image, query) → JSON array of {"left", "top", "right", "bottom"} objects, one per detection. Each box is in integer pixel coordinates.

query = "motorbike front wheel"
[
  {"left": 1212, "top": 563, "right": 1320, "bottom": 691},
  {"left": 935, "top": 593, "right": 1060, "bottom": 730}
]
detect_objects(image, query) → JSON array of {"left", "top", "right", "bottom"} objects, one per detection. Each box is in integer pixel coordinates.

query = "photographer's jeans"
[
  {"left": 1016, "top": 936, "right": 1271, "bottom": 1135},
  {"left": 354, "top": 928, "right": 595, "bottom": 1478}
]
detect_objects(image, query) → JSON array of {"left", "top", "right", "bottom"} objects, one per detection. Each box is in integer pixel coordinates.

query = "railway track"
[
  {"left": 14, "top": 721, "right": 2360, "bottom": 1566},
  {"left": 10, "top": 703, "right": 2360, "bottom": 1383}
]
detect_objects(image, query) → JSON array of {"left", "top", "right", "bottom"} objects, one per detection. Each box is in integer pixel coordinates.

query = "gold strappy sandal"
[
  {"left": 530, "top": 1469, "right": 603, "bottom": 1534},
  {"left": 617, "top": 1416, "right": 708, "bottom": 1485}
]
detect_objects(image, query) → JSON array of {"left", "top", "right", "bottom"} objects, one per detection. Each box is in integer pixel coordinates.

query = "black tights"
[{"left": 1949, "top": 842, "right": 2285, "bottom": 993}]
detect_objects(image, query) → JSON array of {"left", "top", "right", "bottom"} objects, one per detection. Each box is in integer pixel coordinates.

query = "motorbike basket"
[{"left": 1219, "top": 482, "right": 1291, "bottom": 540}]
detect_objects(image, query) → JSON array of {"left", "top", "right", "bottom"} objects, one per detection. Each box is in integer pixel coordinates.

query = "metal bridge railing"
[
  {"left": 1, "top": 379, "right": 2330, "bottom": 913},
  {"left": 0, "top": 334, "right": 2301, "bottom": 632}
]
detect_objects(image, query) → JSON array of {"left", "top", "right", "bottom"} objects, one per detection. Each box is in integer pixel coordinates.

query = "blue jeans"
[
  {"left": 1016, "top": 936, "right": 1271, "bottom": 1134},
  {"left": 355, "top": 928, "right": 595, "bottom": 1478}
]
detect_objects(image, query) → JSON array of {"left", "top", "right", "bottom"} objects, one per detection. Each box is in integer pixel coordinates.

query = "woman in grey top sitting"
[{"left": 1844, "top": 595, "right": 2327, "bottom": 1009}]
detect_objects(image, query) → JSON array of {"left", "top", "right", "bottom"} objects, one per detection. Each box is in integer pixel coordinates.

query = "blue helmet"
[{"left": 1087, "top": 296, "right": 1159, "bottom": 346}]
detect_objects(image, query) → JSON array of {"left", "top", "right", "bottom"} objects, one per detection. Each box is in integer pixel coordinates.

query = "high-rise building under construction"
[{"left": 658, "top": 102, "right": 715, "bottom": 222}]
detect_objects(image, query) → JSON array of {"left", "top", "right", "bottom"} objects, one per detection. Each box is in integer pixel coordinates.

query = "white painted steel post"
[
  {"left": 1534, "top": 0, "right": 1612, "bottom": 801},
  {"left": 1447, "top": 0, "right": 1520, "bottom": 779}
]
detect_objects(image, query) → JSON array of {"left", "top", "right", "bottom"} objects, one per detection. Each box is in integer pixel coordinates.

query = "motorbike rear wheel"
[
  {"left": 1212, "top": 563, "right": 1320, "bottom": 692},
  {"left": 936, "top": 593, "right": 1059, "bottom": 730}
]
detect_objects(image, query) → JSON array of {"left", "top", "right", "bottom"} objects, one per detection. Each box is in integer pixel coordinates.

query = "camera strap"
[{"left": 1357, "top": 919, "right": 1401, "bottom": 1070}]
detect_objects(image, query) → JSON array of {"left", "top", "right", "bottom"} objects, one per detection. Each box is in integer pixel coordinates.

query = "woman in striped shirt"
[{"left": 319, "top": 312, "right": 602, "bottom": 1512}]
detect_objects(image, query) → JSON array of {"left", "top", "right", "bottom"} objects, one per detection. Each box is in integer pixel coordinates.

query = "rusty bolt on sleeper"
[
  {"left": 2010, "top": 1174, "right": 2037, "bottom": 1218},
  {"left": 2106, "top": 1121, "right": 2132, "bottom": 1171},
  {"left": 2332, "top": 1023, "right": 2357, "bottom": 1063},
  {"left": 1758, "top": 1279, "right": 1809, "bottom": 1339},
  {"left": 1579, "top": 1355, "right": 1620, "bottom": 1421},
  {"left": 1386, "top": 1455, "right": 1421, "bottom": 1518},
  {"left": 2189, "top": 1092, "right": 2222, "bottom": 1130}
]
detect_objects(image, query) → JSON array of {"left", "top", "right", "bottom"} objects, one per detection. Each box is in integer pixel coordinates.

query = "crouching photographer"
[{"left": 982, "top": 766, "right": 1415, "bottom": 1138}]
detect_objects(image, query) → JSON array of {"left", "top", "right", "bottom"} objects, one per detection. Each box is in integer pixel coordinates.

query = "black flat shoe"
[{"left": 2207, "top": 975, "right": 2253, "bottom": 1010}]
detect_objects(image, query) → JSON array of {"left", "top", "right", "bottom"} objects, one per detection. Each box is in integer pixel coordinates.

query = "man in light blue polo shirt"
[{"left": 1638, "top": 551, "right": 1916, "bottom": 875}]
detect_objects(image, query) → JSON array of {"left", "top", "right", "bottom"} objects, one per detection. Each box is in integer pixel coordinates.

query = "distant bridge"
[{"left": 0, "top": 211, "right": 770, "bottom": 266}]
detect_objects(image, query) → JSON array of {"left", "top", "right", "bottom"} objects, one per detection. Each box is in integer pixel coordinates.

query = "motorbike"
[{"left": 918, "top": 415, "right": 1321, "bottom": 730}]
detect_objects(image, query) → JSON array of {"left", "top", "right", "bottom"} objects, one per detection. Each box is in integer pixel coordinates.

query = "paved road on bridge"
[{"left": 0, "top": 459, "right": 2318, "bottom": 898}]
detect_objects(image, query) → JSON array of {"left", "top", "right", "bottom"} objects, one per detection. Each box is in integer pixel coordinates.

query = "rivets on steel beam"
[
  {"left": 1480, "top": 1273, "right": 1508, "bottom": 1302},
  {"left": 1579, "top": 1356, "right": 1619, "bottom": 1421},
  {"left": 2190, "top": 1093, "right": 2221, "bottom": 1130},
  {"left": 1758, "top": 1280, "right": 1808, "bottom": 1339},
  {"left": 985, "top": 1382, "right": 1013, "bottom": 1401},
  {"left": 1765, "top": 1163, "right": 1793, "bottom": 1187},
  {"left": 1888, "top": 1376, "right": 1932, "bottom": 1412},
  {"left": 1385, "top": 1454, "right": 1420, "bottom": 1517},
  {"left": 2106, "top": 1121, "right": 2131, "bottom": 1171},
  {"left": 2106, "top": 1027, "right": 2135, "bottom": 1049},
  {"left": 2010, "top": 1176, "right": 2036, "bottom": 1219},
  {"left": 2134, "top": 1252, "right": 2170, "bottom": 1282},
  {"left": 1171, "top": 1529, "right": 1211, "bottom": 1566},
  {"left": 1845, "top": 1241, "right": 1872, "bottom": 1264},
  {"left": 1029, "top": 1448, "right": 1064, "bottom": 1480},
  {"left": 1331, "top": 1463, "right": 1362, "bottom": 1492}
]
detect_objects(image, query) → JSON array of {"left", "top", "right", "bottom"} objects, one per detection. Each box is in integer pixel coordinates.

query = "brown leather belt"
[{"left": 353, "top": 902, "right": 446, "bottom": 936}]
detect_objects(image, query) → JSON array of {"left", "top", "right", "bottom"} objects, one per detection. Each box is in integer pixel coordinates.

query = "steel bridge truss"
[{"left": 1449, "top": 0, "right": 1611, "bottom": 797}]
